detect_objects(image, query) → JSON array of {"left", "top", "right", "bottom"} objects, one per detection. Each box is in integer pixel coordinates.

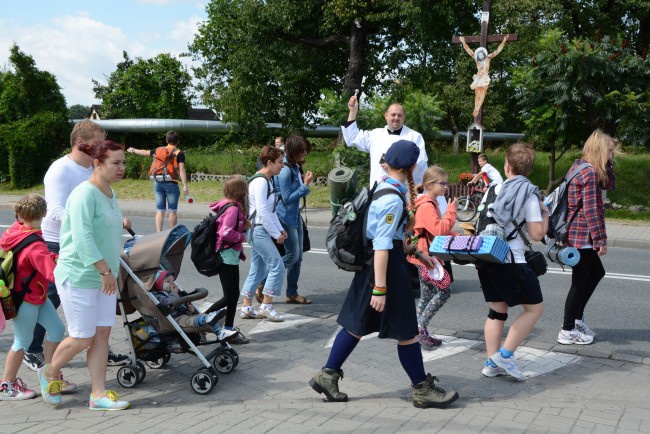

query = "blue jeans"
[
  {"left": 28, "top": 241, "right": 61, "bottom": 354},
  {"left": 241, "top": 226, "right": 285, "bottom": 298},
  {"left": 154, "top": 181, "right": 180, "bottom": 212},
  {"left": 282, "top": 220, "right": 303, "bottom": 297}
]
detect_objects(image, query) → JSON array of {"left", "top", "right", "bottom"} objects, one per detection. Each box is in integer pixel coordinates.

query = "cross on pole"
[{"left": 452, "top": 0, "right": 518, "bottom": 173}]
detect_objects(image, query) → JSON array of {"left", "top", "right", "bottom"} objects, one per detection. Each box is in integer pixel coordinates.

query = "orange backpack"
[{"left": 149, "top": 146, "right": 181, "bottom": 182}]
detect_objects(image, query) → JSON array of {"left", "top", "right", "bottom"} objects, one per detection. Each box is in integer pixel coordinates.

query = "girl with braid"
[{"left": 309, "top": 140, "right": 459, "bottom": 409}]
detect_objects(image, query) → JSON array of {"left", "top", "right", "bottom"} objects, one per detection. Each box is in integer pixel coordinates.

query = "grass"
[{"left": 2, "top": 149, "right": 648, "bottom": 221}]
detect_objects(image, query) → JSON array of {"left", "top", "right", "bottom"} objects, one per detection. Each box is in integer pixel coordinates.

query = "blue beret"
[{"left": 383, "top": 140, "right": 419, "bottom": 169}]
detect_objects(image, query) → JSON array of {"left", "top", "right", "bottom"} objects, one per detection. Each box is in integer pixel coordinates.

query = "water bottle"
[
  {"left": 0, "top": 279, "right": 8, "bottom": 298},
  {"left": 0, "top": 279, "right": 17, "bottom": 319}
]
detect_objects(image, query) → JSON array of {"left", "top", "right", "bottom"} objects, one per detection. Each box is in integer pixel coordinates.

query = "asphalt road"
[{"left": 2, "top": 212, "right": 649, "bottom": 357}]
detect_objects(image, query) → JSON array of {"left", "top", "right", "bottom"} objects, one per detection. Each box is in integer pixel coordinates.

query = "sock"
[
  {"left": 193, "top": 316, "right": 206, "bottom": 327},
  {"left": 499, "top": 347, "right": 514, "bottom": 359},
  {"left": 486, "top": 358, "right": 497, "bottom": 368},
  {"left": 325, "top": 329, "right": 360, "bottom": 371},
  {"left": 397, "top": 342, "right": 426, "bottom": 385},
  {"left": 260, "top": 303, "right": 271, "bottom": 310}
]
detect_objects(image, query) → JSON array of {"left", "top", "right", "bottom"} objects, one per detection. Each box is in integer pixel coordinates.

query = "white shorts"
[{"left": 56, "top": 278, "right": 116, "bottom": 338}]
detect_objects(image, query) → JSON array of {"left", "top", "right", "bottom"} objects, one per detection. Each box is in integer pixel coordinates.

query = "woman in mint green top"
[{"left": 42, "top": 140, "right": 132, "bottom": 411}]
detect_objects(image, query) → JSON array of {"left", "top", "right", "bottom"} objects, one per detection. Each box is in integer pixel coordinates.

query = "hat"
[
  {"left": 153, "top": 270, "right": 175, "bottom": 292},
  {"left": 383, "top": 140, "right": 419, "bottom": 169}
]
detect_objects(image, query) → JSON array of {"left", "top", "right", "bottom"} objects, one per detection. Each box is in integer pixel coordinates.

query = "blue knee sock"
[
  {"left": 325, "top": 329, "right": 360, "bottom": 371},
  {"left": 397, "top": 342, "right": 426, "bottom": 385},
  {"left": 499, "top": 347, "right": 514, "bottom": 358},
  {"left": 193, "top": 316, "right": 205, "bottom": 327}
]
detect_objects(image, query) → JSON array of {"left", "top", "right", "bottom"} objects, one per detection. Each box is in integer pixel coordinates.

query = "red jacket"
[
  {"left": 407, "top": 194, "right": 458, "bottom": 267},
  {"left": 0, "top": 221, "right": 57, "bottom": 305}
]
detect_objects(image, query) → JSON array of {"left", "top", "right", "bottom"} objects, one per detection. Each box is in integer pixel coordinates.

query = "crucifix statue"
[{"left": 452, "top": 0, "right": 518, "bottom": 172}]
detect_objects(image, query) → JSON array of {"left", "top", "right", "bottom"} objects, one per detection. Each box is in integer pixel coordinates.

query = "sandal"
[
  {"left": 286, "top": 294, "right": 312, "bottom": 304},
  {"left": 255, "top": 283, "right": 264, "bottom": 304}
]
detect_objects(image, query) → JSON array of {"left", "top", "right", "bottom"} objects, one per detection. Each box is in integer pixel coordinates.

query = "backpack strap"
[
  {"left": 563, "top": 162, "right": 591, "bottom": 228},
  {"left": 214, "top": 202, "right": 237, "bottom": 251},
  {"left": 362, "top": 183, "right": 408, "bottom": 251},
  {"left": 246, "top": 173, "right": 277, "bottom": 222},
  {"left": 10, "top": 233, "right": 44, "bottom": 293}
]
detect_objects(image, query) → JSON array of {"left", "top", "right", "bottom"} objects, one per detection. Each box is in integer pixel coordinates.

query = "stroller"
[{"left": 117, "top": 225, "right": 239, "bottom": 394}]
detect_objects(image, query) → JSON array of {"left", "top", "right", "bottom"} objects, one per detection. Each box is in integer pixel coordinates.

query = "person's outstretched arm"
[
  {"left": 127, "top": 147, "right": 150, "bottom": 156},
  {"left": 459, "top": 36, "right": 474, "bottom": 57},
  {"left": 488, "top": 34, "right": 509, "bottom": 59}
]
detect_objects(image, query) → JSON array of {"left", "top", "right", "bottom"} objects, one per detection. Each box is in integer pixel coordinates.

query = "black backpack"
[
  {"left": 544, "top": 162, "right": 591, "bottom": 243},
  {"left": 474, "top": 184, "right": 499, "bottom": 235},
  {"left": 326, "top": 183, "right": 406, "bottom": 272},
  {"left": 190, "top": 203, "right": 236, "bottom": 277}
]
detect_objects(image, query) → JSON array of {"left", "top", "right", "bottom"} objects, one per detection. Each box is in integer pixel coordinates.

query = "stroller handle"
[{"left": 170, "top": 287, "right": 209, "bottom": 309}]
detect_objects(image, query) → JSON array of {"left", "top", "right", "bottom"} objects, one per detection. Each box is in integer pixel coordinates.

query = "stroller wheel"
[
  {"left": 212, "top": 351, "right": 236, "bottom": 374},
  {"left": 227, "top": 348, "right": 239, "bottom": 368},
  {"left": 146, "top": 352, "right": 172, "bottom": 369},
  {"left": 191, "top": 368, "right": 218, "bottom": 394},
  {"left": 136, "top": 361, "right": 147, "bottom": 383},
  {"left": 117, "top": 366, "right": 139, "bottom": 388}
]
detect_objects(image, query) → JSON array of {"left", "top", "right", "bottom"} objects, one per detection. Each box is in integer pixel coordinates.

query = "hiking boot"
[
  {"left": 557, "top": 328, "right": 594, "bottom": 345},
  {"left": 89, "top": 390, "right": 130, "bottom": 411},
  {"left": 309, "top": 367, "right": 348, "bottom": 402},
  {"left": 575, "top": 319, "right": 596, "bottom": 337},
  {"left": 0, "top": 378, "right": 36, "bottom": 400},
  {"left": 490, "top": 351, "right": 525, "bottom": 380},
  {"left": 23, "top": 352, "right": 44, "bottom": 372},
  {"left": 412, "top": 374, "right": 459, "bottom": 408},
  {"left": 107, "top": 349, "right": 130, "bottom": 366}
]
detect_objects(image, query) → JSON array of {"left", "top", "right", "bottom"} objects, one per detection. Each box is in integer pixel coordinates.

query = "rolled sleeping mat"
[{"left": 328, "top": 166, "right": 357, "bottom": 215}]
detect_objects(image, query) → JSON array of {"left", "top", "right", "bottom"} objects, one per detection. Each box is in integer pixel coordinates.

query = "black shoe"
[
  {"left": 229, "top": 328, "right": 250, "bottom": 345},
  {"left": 22, "top": 352, "right": 45, "bottom": 372},
  {"left": 107, "top": 349, "right": 130, "bottom": 366}
]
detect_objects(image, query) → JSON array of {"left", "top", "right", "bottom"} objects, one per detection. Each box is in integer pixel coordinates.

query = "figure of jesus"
[{"left": 459, "top": 34, "right": 509, "bottom": 117}]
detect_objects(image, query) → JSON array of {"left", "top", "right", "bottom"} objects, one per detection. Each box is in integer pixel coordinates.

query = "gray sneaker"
[
  {"left": 490, "top": 351, "right": 525, "bottom": 380},
  {"left": 412, "top": 374, "right": 459, "bottom": 408},
  {"left": 309, "top": 368, "right": 348, "bottom": 402}
]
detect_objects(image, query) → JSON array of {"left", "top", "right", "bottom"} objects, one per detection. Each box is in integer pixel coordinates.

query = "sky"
[{"left": 0, "top": 0, "right": 207, "bottom": 107}]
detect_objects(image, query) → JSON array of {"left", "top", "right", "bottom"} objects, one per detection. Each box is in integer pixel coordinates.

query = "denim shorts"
[{"left": 154, "top": 181, "right": 180, "bottom": 212}]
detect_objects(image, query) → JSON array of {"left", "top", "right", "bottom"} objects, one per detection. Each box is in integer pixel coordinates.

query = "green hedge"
[{"left": 0, "top": 112, "right": 68, "bottom": 188}]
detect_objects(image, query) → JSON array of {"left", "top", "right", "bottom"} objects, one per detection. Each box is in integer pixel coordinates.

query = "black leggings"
[
  {"left": 562, "top": 248, "right": 605, "bottom": 330},
  {"left": 205, "top": 264, "right": 240, "bottom": 328}
]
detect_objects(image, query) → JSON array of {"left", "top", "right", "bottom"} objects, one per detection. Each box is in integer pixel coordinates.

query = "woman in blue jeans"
[
  {"left": 240, "top": 146, "right": 287, "bottom": 322},
  {"left": 276, "top": 135, "right": 314, "bottom": 304}
]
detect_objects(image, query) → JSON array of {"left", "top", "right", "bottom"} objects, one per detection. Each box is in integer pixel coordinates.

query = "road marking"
[{"left": 247, "top": 313, "right": 318, "bottom": 334}]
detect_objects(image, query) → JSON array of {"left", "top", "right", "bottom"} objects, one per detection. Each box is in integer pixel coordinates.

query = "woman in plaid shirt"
[{"left": 557, "top": 129, "right": 617, "bottom": 346}]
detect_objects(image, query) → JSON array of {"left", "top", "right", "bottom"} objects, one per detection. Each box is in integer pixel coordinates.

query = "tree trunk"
[
  {"left": 343, "top": 21, "right": 368, "bottom": 99},
  {"left": 546, "top": 147, "right": 556, "bottom": 193}
]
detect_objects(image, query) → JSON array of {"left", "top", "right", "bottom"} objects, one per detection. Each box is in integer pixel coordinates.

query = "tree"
[
  {"left": 0, "top": 44, "right": 69, "bottom": 187},
  {"left": 93, "top": 52, "right": 193, "bottom": 119},
  {"left": 68, "top": 104, "right": 90, "bottom": 119},
  {"left": 513, "top": 29, "right": 650, "bottom": 191}
]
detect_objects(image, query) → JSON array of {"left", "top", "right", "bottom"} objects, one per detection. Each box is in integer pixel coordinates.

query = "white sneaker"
[
  {"left": 259, "top": 304, "right": 284, "bottom": 322},
  {"left": 240, "top": 306, "right": 260, "bottom": 319},
  {"left": 490, "top": 352, "right": 525, "bottom": 380},
  {"left": 575, "top": 319, "right": 596, "bottom": 337},
  {"left": 557, "top": 328, "right": 594, "bottom": 345},
  {"left": 216, "top": 328, "right": 238, "bottom": 342},
  {"left": 481, "top": 363, "right": 507, "bottom": 378}
]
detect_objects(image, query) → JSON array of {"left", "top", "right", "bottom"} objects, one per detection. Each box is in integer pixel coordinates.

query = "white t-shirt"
[
  {"left": 248, "top": 176, "right": 284, "bottom": 239},
  {"left": 41, "top": 155, "right": 94, "bottom": 243},
  {"left": 485, "top": 182, "right": 542, "bottom": 264},
  {"left": 480, "top": 163, "right": 504, "bottom": 186}
]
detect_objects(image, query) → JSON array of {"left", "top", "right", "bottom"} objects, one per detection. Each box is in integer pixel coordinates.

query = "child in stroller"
[{"left": 152, "top": 270, "right": 238, "bottom": 343}]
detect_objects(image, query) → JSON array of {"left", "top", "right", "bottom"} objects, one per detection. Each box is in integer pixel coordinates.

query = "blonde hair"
[
  {"left": 582, "top": 129, "right": 617, "bottom": 185},
  {"left": 417, "top": 166, "right": 448, "bottom": 194},
  {"left": 15, "top": 194, "right": 47, "bottom": 221},
  {"left": 506, "top": 142, "right": 536, "bottom": 176},
  {"left": 70, "top": 120, "right": 104, "bottom": 147}
]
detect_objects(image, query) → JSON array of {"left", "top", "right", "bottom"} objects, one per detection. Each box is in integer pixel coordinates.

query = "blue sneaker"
[
  {"left": 490, "top": 351, "right": 525, "bottom": 380},
  {"left": 89, "top": 390, "right": 130, "bottom": 411},
  {"left": 37, "top": 365, "right": 63, "bottom": 406}
]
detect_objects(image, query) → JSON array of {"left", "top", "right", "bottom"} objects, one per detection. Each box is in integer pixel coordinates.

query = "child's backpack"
[
  {"left": 149, "top": 146, "right": 181, "bottom": 182},
  {"left": 0, "top": 233, "right": 43, "bottom": 320},
  {"left": 326, "top": 182, "right": 406, "bottom": 272},
  {"left": 544, "top": 162, "right": 591, "bottom": 243},
  {"left": 190, "top": 203, "right": 235, "bottom": 277},
  {"left": 474, "top": 184, "right": 499, "bottom": 236}
]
